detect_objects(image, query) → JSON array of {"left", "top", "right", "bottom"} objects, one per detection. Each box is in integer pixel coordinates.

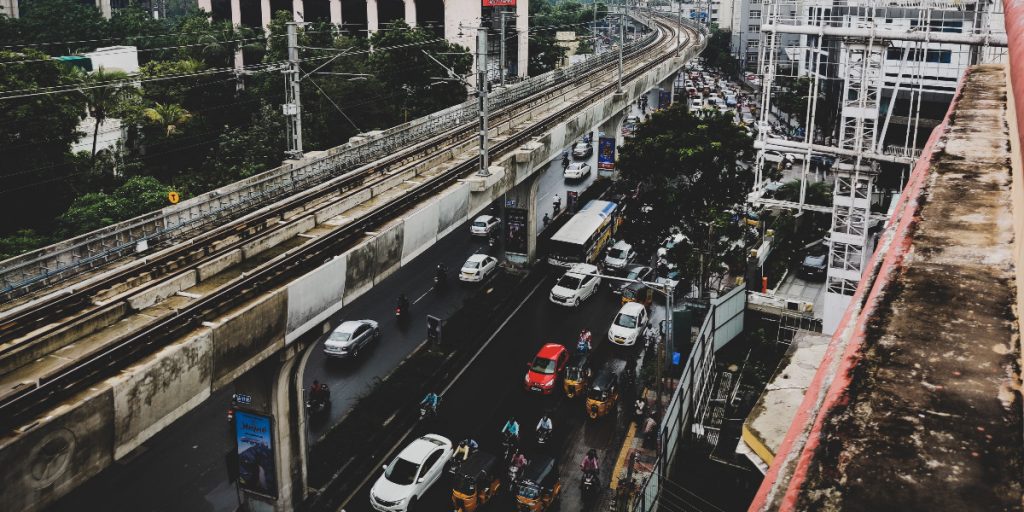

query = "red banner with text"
[{"left": 483, "top": 0, "right": 516, "bottom": 6}]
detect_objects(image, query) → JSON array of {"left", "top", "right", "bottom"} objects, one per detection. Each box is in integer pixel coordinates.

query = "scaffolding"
[{"left": 751, "top": 0, "right": 1007, "bottom": 332}]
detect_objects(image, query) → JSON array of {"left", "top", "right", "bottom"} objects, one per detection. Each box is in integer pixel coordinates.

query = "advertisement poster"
[
  {"left": 506, "top": 208, "right": 528, "bottom": 254},
  {"left": 659, "top": 90, "right": 672, "bottom": 110},
  {"left": 483, "top": 0, "right": 516, "bottom": 5},
  {"left": 235, "top": 411, "right": 277, "bottom": 498},
  {"left": 598, "top": 137, "right": 616, "bottom": 174}
]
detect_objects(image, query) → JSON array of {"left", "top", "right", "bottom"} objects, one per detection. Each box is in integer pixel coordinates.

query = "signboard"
[
  {"left": 232, "top": 393, "right": 252, "bottom": 405},
  {"left": 235, "top": 411, "right": 277, "bottom": 499},
  {"left": 659, "top": 90, "right": 672, "bottom": 109},
  {"left": 167, "top": 191, "right": 180, "bottom": 204},
  {"left": 597, "top": 137, "right": 616, "bottom": 171},
  {"left": 483, "top": 0, "right": 515, "bottom": 5},
  {"left": 505, "top": 207, "right": 528, "bottom": 254}
]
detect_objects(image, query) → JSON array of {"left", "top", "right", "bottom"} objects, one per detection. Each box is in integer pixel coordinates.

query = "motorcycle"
[
  {"left": 502, "top": 433, "right": 519, "bottom": 461},
  {"left": 536, "top": 428, "right": 551, "bottom": 446},
  {"left": 306, "top": 395, "right": 329, "bottom": 415},
  {"left": 581, "top": 471, "right": 600, "bottom": 501},
  {"left": 395, "top": 297, "right": 409, "bottom": 324},
  {"left": 508, "top": 463, "right": 521, "bottom": 486},
  {"left": 434, "top": 265, "right": 447, "bottom": 290},
  {"left": 633, "top": 399, "right": 646, "bottom": 425},
  {"left": 419, "top": 403, "right": 438, "bottom": 422},
  {"left": 226, "top": 407, "right": 235, "bottom": 424}
]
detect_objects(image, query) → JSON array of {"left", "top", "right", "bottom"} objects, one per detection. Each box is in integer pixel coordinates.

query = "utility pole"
[
  {"left": 477, "top": 27, "right": 490, "bottom": 176},
  {"left": 499, "top": 12, "right": 507, "bottom": 87},
  {"left": 284, "top": 22, "right": 303, "bottom": 159},
  {"left": 593, "top": 0, "right": 598, "bottom": 57},
  {"left": 675, "top": 0, "right": 682, "bottom": 57},
  {"left": 617, "top": 1, "right": 624, "bottom": 92}
]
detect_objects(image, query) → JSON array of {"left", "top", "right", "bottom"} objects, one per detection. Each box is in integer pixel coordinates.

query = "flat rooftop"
[{"left": 751, "top": 64, "right": 1023, "bottom": 511}]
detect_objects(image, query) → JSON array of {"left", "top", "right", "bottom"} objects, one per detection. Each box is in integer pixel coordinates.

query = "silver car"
[{"left": 324, "top": 320, "right": 380, "bottom": 358}]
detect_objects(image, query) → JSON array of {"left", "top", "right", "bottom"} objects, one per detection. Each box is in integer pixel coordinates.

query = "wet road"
[{"left": 50, "top": 127, "right": 604, "bottom": 512}]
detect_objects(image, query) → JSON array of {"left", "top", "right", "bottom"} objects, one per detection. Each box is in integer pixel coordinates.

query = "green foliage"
[
  {"left": 775, "top": 179, "right": 832, "bottom": 207},
  {"left": 702, "top": 29, "right": 739, "bottom": 77},
  {"left": 618, "top": 104, "right": 754, "bottom": 292},
  {"left": 57, "top": 176, "right": 172, "bottom": 237},
  {"left": 0, "top": 50, "right": 87, "bottom": 234},
  {"left": 2, "top": 0, "right": 108, "bottom": 53},
  {"left": 0, "top": 230, "right": 53, "bottom": 261}
]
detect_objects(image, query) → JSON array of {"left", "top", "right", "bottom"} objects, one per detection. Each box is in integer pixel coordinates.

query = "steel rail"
[
  {"left": 0, "top": 18, "right": 700, "bottom": 433},
  {"left": 0, "top": 20, "right": 664, "bottom": 353}
]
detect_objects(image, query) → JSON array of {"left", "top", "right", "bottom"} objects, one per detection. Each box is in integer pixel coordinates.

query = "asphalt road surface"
[
  {"left": 340, "top": 271, "right": 647, "bottom": 512},
  {"left": 50, "top": 129, "right": 602, "bottom": 512}
]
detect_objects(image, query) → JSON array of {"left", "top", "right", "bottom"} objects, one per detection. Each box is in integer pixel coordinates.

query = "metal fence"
[
  {"left": 0, "top": 19, "right": 666, "bottom": 296},
  {"left": 633, "top": 285, "right": 746, "bottom": 512}
]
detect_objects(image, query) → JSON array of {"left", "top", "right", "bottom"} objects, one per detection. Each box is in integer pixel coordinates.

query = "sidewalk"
[{"left": 607, "top": 382, "right": 676, "bottom": 511}]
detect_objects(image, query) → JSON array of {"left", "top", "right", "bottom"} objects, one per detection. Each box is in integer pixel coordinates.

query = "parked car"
[
  {"left": 370, "top": 434, "right": 453, "bottom": 512},
  {"left": 740, "top": 112, "right": 756, "bottom": 125},
  {"left": 460, "top": 253, "right": 499, "bottom": 282},
  {"left": 550, "top": 263, "right": 601, "bottom": 306},
  {"left": 800, "top": 241, "right": 829, "bottom": 280},
  {"left": 603, "top": 240, "right": 636, "bottom": 272},
  {"left": 564, "top": 162, "right": 592, "bottom": 180},
  {"left": 607, "top": 302, "right": 649, "bottom": 347},
  {"left": 524, "top": 343, "right": 569, "bottom": 394},
  {"left": 323, "top": 319, "right": 381, "bottom": 358},
  {"left": 611, "top": 264, "right": 652, "bottom": 295},
  {"left": 571, "top": 141, "right": 593, "bottom": 159},
  {"left": 470, "top": 215, "right": 500, "bottom": 236}
]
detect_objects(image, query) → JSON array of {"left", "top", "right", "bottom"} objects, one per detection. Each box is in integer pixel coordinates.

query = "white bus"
[{"left": 547, "top": 200, "right": 621, "bottom": 267}]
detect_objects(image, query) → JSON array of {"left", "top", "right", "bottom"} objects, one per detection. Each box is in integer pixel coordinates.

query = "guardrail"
[{"left": 0, "top": 19, "right": 663, "bottom": 298}]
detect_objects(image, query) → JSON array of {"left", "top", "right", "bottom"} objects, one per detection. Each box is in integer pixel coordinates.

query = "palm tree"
[
  {"left": 81, "top": 68, "right": 137, "bottom": 162},
  {"left": 142, "top": 103, "right": 193, "bottom": 137}
]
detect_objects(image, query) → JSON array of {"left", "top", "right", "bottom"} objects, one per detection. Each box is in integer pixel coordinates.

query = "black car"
[
  {"left": 612, "top": 264, "right": 653, "bottom": 294},
  {"left": 800, "top": 253, "right": 827, "bottom": 280}
]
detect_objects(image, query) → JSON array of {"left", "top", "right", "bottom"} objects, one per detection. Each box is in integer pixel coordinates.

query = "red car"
[{"left": 524, "top": 343, "right": 569, "bottom": 394}]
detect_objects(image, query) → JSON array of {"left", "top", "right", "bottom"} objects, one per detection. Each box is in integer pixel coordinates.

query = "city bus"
[{"left": 547, "top": 200, "right": 620, "bottom": 267}]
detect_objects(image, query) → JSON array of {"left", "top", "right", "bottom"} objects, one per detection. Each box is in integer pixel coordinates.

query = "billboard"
[
  {"left": 235, "top": 411, "right": 277, "bottom": 498},
  {"left": 483, "top": 0, "right": 516, "bottom": 5},
  {"left": 659, "top": 90, "right": 672, "bottom": 109},
  {"left": 505, "top": 207, "right": 528, "bottom": 254},
  {"left": 598, "top": 137, "right": 616, "bottom": 171}
]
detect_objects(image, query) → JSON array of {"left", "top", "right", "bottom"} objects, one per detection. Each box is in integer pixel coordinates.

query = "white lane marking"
[
  {"left": 336, "top": 276, "right": 547, "bottom": 511},
  {"left": 413, "top": 288, "right": 433, "bottom": 304}
]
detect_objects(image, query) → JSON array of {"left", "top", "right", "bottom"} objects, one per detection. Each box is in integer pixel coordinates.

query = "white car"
[
  {"left": 564, "top": 162, "right": 591, "bottom": 180},
  {"left": 763, "top": 150, "right": 798, "bottom": 168},
  {"left": 470, "top": 215, "right": 500, "bottom": 236},
  {"left": 607, "top": 302, "right": 649, "bottom": 347},
  {"left": 370, "top": 434, "right": 453, "bottom": 511},
  {"left": 549, "top": 263, "right": 601, "bottom": 307},
  {"left": 460, "top": 253, "right": 498, "bottom": 282},
  {"left": 323, "top": 319, "right": 380, "bottom": 358},
  {"left": 604, "top": 240, "right": 636, "bottom": 272}
]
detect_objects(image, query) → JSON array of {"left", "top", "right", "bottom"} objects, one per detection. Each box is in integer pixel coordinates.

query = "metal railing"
[{"left": 0, "top": 20, "right": 665, "bottom": 297}]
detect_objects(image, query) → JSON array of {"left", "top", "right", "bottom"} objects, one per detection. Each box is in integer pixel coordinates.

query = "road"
[
  {"left": 49, "top": 123, "right": 606, "bottom": 512},
  {"left": 341, "top": 271, "right": 645, "bottom": 512}
]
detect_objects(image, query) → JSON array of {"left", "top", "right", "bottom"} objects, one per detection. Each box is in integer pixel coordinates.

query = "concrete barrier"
[
  {"left": 286, "top": 255, "right": 347, "bottom": 341},
  {"left": 240, "top": 215, "right": 316, "bottom": 260},
  {"left": 210, "top": 289, "right": 287, "bottom": 389},
  {"left": 111, "top": 329, "right": 213, "bottom": 459},
  {"left": 126, "top": 270, "right": 198, "bottom": 311},
  {"left": 197, "top": 249, "right": 242, "bottom": 282},
  {"left": 401, "top": 202, "right": 440, "bottom": 265}
]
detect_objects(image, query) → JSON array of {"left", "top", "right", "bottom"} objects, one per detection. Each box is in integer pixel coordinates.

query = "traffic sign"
[{"left": 168, "top": 191, "right": 180, "bottom": 204}]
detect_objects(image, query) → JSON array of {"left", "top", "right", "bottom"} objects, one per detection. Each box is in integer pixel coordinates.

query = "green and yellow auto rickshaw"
[
  {"left": 586, "top": 367, "right": 621, "bottom": 420},
  {"left": 514, "top": 455, "right": 562, "bottom": 512},
  {"left": 563, "top": 351, "right": 592, "bottom": 399},
  {"left": 451, "top": 451, "right": 501, "bottom": 512}
]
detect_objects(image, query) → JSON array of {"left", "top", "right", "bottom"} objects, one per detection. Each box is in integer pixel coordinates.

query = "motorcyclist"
[
  {"left": 577, "top": 329, "right": 593, "bottom": 353},
  {"left": 561, "top": 151, "right": 570, "bottom": 169},
  {"left": 552, "top": 193, "right": 562, "bottom": 215},
  {"left": 501, "top": 417, "right": 521, "bottom": 441},
  {"left": 420, "top": 391, "right": 441, "bottom": 416},
  {"left": 435, "top": 262, "right": 447, "bottom": 282},
  {"left": 536, "top": 413, "right": 553, "bottom": 436},
  {"left": 580, "top": 449, "right": 600, "bottom": 476},
  {"left": 397, "top": 293, "right": 410, "bottom": 312},
  {"left": 511, "top": 451, "right": 528, "bottom": 473},
  {"left": 453, "top": 438, "right": 479, "bottom": 461},
  {"left": 309, "top": 380, "right": 328, "bottom": 405},
  {"left": 634, "top": 398, "right": 646, "bottom": 423}
]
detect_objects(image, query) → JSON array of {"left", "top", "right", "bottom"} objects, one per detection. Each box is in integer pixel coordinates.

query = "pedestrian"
[
  {"left": 542, "top": 213, "right": 550, "bottom": 228},
  {"left": 552, "top": 193, "right": 561, "bottom": 215},
  {"left": 643, "top": 416, "right": 658, "bottom": 448}
]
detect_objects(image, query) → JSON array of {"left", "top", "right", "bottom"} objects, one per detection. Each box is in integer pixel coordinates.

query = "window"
[
  {"left": 886, "top": 47, "right": 952, "bottom": 64},
  {"left": 750, "top": 9, "right": 761, "bottom": 18},
  {"left": 747, "top": 40, "right": 760, "bottom": 48},
  {"left": 749, "top": 24, "right": 760, "bottom": 32},
  {"left": 911, "top": 20, "right": 963, "bottom": 33}
]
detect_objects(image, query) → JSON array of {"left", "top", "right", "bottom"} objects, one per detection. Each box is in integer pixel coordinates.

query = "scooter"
[
  {"left": 508, "top": 463, "right": 521, "bottom": 486},
  {"left": 502, "top": 434, "right": 518, "bottom": 461},
  {"left": 581, "top": 471, "right": 600, "bottom": 500},
  {"left": 305, "top": 394, "right": 330, "bottom": 415},
  {"left": 537, "top": 428, "right": 551, "bottom": 446}
]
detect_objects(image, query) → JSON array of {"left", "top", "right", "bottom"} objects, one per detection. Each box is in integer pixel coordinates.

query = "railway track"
[{"left": 0, "top": 15, "right": 703, "bottom": 432}]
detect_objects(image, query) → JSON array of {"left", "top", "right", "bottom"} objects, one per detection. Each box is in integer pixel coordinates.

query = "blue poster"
[
  {"left": 659, "top": 90, "right": 672, "bottom": 109},
  {"left": 235, "top": 411, "right": 277, "bottom": 498},
  {"left": 598, "top": 137, "right": 616, "bottom": 171}
]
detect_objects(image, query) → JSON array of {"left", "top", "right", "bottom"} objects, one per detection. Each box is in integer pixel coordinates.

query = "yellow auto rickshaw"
[
  {"left": 586, "top": 367, "right": 621, "bottom": 420},
  {"left": 621, "top": 281, "right": 653, "bottom": 307},
  {"left": 451, "top": 451, "right": 501, "bottom": 512},
  {"left": 563, "top": 351, "right": 592, "bottom": 399},
  {"left": 514, "top": 455, "right": 562, "bottom": 512}
]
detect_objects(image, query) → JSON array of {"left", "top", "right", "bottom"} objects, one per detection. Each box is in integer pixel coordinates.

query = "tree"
[
  {"left": 143, "top": 103, "right": 193, "bottom": 137},
  {"left": 80, "top": 68, "right": 137, "bottom": 161},
  {"left": 0, "top": 50, "right": 87, "bottom": 235},
  {"left": 617, "top": 104, "right": 754, "bottom": 293},
  {"left": 4, "top": 0, "right": 108, "bottom": 54},
  {"left": 108, "top": 6, "right": 174, "bottom": 64},
  {"left": 57, "top": 176, "right": 172, "bottom": 237},
  {"left": 702, "top": 29, "right": 739, "bottom": 77}
]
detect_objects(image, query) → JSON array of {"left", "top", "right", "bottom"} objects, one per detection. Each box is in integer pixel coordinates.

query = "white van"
[{"left": 549, "top": 263, "right": 601, "bottom": 307}]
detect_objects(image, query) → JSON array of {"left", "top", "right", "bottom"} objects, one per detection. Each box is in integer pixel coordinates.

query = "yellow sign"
[{"left": 168, "top": 191, "right": 180, "bottom": 204}]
